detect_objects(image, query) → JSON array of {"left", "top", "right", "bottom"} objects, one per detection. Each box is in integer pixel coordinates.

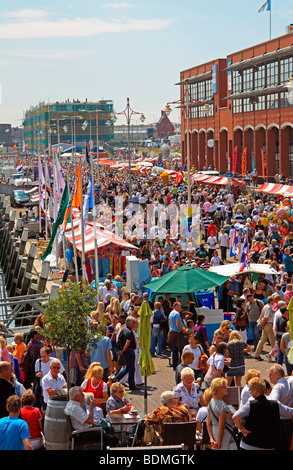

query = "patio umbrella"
[
  {"left": 143, "top": 265, "right": 229, "bottom": 294},
  {"left": 138, "top": 301, "right": 155, "bottom": 414}
]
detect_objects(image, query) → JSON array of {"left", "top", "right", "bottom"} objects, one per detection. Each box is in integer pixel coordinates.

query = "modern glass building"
[{"left": 23, "top": 99, "right": 114, "bottom": 153}]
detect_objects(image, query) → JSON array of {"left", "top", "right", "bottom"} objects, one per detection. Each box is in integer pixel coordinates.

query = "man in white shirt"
[
  {"left": 207, "top": 232, "right": 217, "bottom": 260},
  {"left": 64, "top": 386, "right": 119, "bottom": 448},
  {"left": 268, "top": 365, "right": 293, "bottom": 450},
  {"left": 41, "top": 359, "right": 67, "bottom": 405}
]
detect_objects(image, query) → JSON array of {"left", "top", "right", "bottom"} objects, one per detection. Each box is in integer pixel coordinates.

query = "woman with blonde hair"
[
  {"left": 90, "top": 302, "right": 105, "bottom": 323},
  {"left": 0, "top": 336, "right": 10, "bottom": 363},
  {"left": 226, "top": 330, "right": 252, "bottom": 387},
  {"left": 240, "top": 369, "right": 261, "bottom": 406},
  {"left": 219, "top": 320, "right": 231, "bottom": 343},
  {"left": 207, "top": 377, "right": 238, "bottom": 450},
  {"left": 80, "top": 363, "right": 108, "bottom": 419}
]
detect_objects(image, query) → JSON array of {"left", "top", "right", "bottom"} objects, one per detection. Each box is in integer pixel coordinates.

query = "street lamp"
[
  {"left": 165, "top": 78, "right": 212, "bottom": 217},
  {"left": 113, "top": 98, "right": 145, "bottom": 201},
  {"left": 286, "top": 74, "right": 293, "bottom": 104}
]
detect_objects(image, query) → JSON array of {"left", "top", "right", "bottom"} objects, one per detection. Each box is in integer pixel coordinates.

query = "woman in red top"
[
  {"left": 21, "top": 390, "right": 43, "bottom": 450},
  {"left": 80, "top": 363, "right": 108, "bottom": 410}
]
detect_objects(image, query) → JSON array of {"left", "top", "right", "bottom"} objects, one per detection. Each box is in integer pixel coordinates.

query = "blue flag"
[
  {"left": 82, "top": 175, "right": 93, "bottom": 235},
  {"left": 258, "top": 0, "right": 270, "bottom": 12}
]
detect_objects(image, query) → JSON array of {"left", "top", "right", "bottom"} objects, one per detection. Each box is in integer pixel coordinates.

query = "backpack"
[{"left": 19, "top": 343, "right": 32, "bottom": 373}]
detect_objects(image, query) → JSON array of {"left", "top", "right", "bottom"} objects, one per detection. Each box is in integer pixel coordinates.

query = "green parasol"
[
  {"left": 138, "top": 301, "right": 155, "bottom": 414},
  {"left": 143, "top": 264, "right": 229, "bottom": 294}
]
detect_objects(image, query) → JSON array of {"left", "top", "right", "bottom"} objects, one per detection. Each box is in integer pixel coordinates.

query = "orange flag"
[{"left": 71, "top": 161, "right": 82, "bottom": 208}]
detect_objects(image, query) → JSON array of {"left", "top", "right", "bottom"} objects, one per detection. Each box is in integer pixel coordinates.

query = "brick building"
[
  {"left": 156, "top": 110, "right": 175, "bottom": 139},
  {"left": 179, "top": 29, "right": 293, "bottom": 180}
]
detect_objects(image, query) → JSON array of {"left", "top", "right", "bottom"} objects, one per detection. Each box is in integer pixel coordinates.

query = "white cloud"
[
  {"left": 0, "top": 16, "right": 171, "bottom": 39},
  {"left": 3, "top": 9, "right": 50, "bottom": 20},
  {"left": 102, "top": 3, "right": 133, "bottom": 8}
]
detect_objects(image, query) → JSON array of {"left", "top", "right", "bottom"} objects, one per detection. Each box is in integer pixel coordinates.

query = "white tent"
[{"left": 208, "top": 263, "right": 278, "bottom": 277}]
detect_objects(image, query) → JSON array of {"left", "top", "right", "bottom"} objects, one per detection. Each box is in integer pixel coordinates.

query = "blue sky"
[{"left": 0, "top": 0, "right": 292, "bottom": 127}]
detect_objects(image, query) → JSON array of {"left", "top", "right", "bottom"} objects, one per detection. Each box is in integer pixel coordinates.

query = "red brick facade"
[{"left": 179, "top": 32, "right": 293, "bottom": 180}]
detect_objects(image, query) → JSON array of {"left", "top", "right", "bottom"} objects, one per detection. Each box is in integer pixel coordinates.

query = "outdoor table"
[{"left": 108, "top": 412, "right": 145, "bottom": 443}]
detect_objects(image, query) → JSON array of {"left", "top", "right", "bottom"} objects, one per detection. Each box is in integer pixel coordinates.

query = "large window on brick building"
[
  {"left": 255, "top": 64, "right": 265, "bottom": 89},
  {"left": 233, "top": 98, "right": 242, "bottom": 114},
  {"left": 232, "top": 71, "right": 242, "bottom": 93},
  {"left": 267, "top": 93, "right": 278, "bottom": 109},
  {"left": 243, "top": 98, "right": 253, "bottom": 112},
  {"left": 280, "top": 56, "right": 293, "bottom": 84},
  {"left": 280, "top": 91, "right": 289, "bottom": 108},
  {"left": 255, "top": 95, "right": 266, "bottom": 111},
  {"left": 267, "top": 60, "right": 279, "bottom": 87},
  {"left": 243, "top": 68, "right": 253, "bottom": 91}
]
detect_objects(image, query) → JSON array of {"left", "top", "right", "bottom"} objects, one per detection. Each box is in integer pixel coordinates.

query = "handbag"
[
  {"left": 209, "top": 404, "right": 241, "bottom": 449},
  {"left": 197, "top": 347, "right": 209, "bottom": 374}
]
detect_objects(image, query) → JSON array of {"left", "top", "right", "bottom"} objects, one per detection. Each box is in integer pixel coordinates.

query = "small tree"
[{"left": 42, "top": 280, "right": 108, "bottom": 398}]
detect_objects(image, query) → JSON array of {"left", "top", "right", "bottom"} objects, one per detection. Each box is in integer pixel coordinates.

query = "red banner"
[
  {"left": 232, "top": 145, "right": 238, "bottom": 173},
  {"left": 241, "top": 147, "right": 247, "bottom": 176}
]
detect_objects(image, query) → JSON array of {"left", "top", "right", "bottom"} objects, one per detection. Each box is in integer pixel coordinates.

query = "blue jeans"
[
  {"left": 249, "top": 322, "right": 260, "bottom": 350},
  {"left": 115, "top": 350, "right": 135, "bottom": 389},
  {"left": 150, "top": 327, "right": 166, "bottom": 356},
  {"left": 285, "top": 355, "right": 293, "bottom": 376},
  {"left": 277, "top": 341, "right": 284, "bottom": 365}
]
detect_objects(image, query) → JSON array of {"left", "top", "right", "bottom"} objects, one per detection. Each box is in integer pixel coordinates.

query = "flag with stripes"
[
  {"left": 258, "top": 0, "right": 270, "bottom": 12},
  {"left": 240, "top": 230, "right": 250, "bottom": 272},
  {"left": 229, "top": 224, "right": 243, "bottom": 257}
]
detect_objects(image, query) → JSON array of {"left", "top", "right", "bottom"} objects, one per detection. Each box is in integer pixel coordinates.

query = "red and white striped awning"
[
  {"left": 64, "top": 218, "right": 137, "bottom": 254},
  {"left": 258, "top": 183, "right": 293, "bottom": 196}
]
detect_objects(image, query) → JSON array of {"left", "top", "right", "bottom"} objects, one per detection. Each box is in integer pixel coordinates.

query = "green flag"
[{"left": 41, "top": 183, "right": 69, "bottom": 261}]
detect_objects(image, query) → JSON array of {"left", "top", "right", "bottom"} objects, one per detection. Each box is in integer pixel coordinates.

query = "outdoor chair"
[
  {"left": 161, "top": 421, "right": 197, "bottom": 449},
  {"left": 107, "top": 444, "right": 184, "bottom": 450},
  {"left": 65, "top": 413, "right": 103, "bottom": 450},
  {"left": 223, "top": 386, "right": 243, "bottom": 409}
]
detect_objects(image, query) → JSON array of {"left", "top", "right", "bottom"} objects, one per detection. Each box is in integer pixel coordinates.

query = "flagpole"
[
  {"left": 53, "top": 152, "right": 59, "bottom": 267},
  {"left": 90, "top": 147, "right": 99, "bottom": 295},
  {"left": 67, "top": 179, "right": 79, "bottom": 283},
  {"left": 79, "top": 159, "right": 87, "bottom": 281},
  {"left": 270, "top": 0, "right": 272, "bottom": 40},
  {"left": 38, "top": 155, "right": 42, "bottom": 234},
  {"left": 44, "top": 155, "right": 48, "bottom": 240}
]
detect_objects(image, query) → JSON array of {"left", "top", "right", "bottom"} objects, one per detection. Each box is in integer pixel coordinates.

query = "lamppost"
[
  {"left": 286, "top": 74, "right": 293, "bottom": 104},
  {"left": 164, "top": 78, "right": 212, "bottom": 218},
  {"left": 112, "top": 99, "right": 145, "bottom": 201}
]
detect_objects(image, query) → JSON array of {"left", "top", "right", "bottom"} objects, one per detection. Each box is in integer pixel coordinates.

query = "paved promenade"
[{"left": 127, "top": 345, "right": 272, "bottom": 415}]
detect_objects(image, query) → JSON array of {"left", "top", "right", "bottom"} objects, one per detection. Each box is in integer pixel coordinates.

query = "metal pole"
[
  {"left": 96, "top": 107, "right": 100, "bottom": 187},
  {"left": 127, "top": 98, "right": 132, "bottom": 201},
  {"left": 185, "top": 83, "right": 191, "bottom": 214}
]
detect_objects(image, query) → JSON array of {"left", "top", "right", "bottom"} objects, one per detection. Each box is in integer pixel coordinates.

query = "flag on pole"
[
  {"left": 239, "top": 230, "right": 250, "bottom": 272},
  {"left": 71, "top": 161, "right": 82, "bottom": 208},
  {"left": 15, "top": 162, "right": 22, "bottom": 172},
  {"left": 41, "top": 182, "right": 69, "bottom": 261},
  {"left": 63, "top": 161, "right": 82, "bottom": 230},
  {"left": 38, "top": 156, "right": 45, "bottom": 210},
  {"left": 258, "top": 0, "right": 270, "bottom": 12},
  {"left": 82, "top": 175, "right": 93, "bottom": 232},
  {"left": 230, "top": 227, "right": 239, "bottom": 257},
  {"left": 85, "top": 145, "right": 90, "bottom": 165}
]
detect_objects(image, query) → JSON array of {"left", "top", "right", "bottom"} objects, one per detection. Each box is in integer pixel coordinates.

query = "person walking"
[
  {"left": 244, "top": 293, "right": 263, "bottom": 353},
  {"left": 254, "top": 296, "right": 276, "bottom": 361}
]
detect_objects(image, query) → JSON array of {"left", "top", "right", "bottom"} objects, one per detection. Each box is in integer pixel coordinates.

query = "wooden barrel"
[{"left": 44, "top": 396, "right": 68, "bottom": 450}]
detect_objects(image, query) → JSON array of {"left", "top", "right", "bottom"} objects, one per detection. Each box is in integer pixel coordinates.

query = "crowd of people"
[{"left": 1, "top": 150, "right": 293, "bottom": 450}]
